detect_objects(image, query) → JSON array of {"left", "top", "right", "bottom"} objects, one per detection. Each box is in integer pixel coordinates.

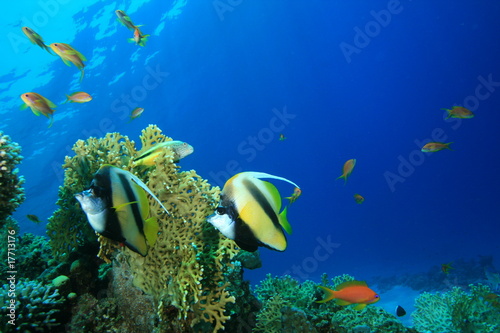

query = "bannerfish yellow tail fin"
[
  {"left": 144, "top": 216, "right": 159, "bottom": 248},
  {"left": 279, "top": 206, "right": 292, "bottom": 234},
  {"left": 316, "top": 286, "right": 337, "bottom": 303}
]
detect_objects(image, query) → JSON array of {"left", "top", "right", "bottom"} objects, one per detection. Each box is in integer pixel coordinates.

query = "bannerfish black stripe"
[
  {"left": 243, "top": 179, "right": 281, "bottom": 229},
  {"left": 117, "top": 172, "right": 145, "bottom": 233}
]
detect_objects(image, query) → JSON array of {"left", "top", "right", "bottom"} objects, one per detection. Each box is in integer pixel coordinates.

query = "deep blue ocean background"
[{"left": 2, "top": 0, "right": 500, "bottom": 322}]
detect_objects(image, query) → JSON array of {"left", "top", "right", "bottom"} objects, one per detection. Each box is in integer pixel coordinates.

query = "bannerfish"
[
  {"left": 316, "top": 280, "right": 380, "bottom": 310},
  {"left": 20, "top": 92, "right": 57, "bottom": 127},
  {"left": 75, "top": 165, "right": 169, "bottom": 256},
  {"left": 421, "top": 142, "right": 453, "bottom": 153},
  {"left": 337, "top": 159, "right": 356, "bottom": 184},
  {"left": 132, "top": 141, "right": 194, "bottom": 165},
  {"left": 207, "top": 171, "right": 299, "bottom": 252},
  {"left": 442, "top": 106, "right": 474, "bottom": 119},
  {"left": 21, "top": 27, "right": 52, "bottom": 54}
]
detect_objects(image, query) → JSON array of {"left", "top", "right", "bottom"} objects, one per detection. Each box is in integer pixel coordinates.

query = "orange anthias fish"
[
  {"left": 129, "top": 107, "right": 144, "bottom": 121},
  {"left": 20, "top": 92, "right": 57, "bottom": 127},
  {"left": 115, "top": 10, "right": 137, "bottom": 30},
  {"left": 285, "top": 187, "right": 302, "bottom": 204},
  {"left": 65, "top": 92, "right": 92, "bottom": 103},
  {"left": 279, "top": 134, "right": 286, "bottom": 141},
  {"left": 441, "top": 262, "right": 454, "bottom": 274},
  {"left": 316, "top": 281, "right": 380, "bottom": 310},
  {"left": 336, "top": 159, "right": 356, "bottom": 184},
  {"left": 49, "top": 43, "right": 87, "bottom": 82},
  {"left": 442, "top": 106, "right": 474, "bottom": 119},
  {"left": 421, "top": 142, "right": 453, "bottom": 153},
  {"left": 129, "top": 26, "right": 150, "bottom": 47},
  {"left": 353, "top": 194, "right": 364, "bottom": 204},
  {"left": 21, "top": 27, "right": 52, "bottom": 54}
]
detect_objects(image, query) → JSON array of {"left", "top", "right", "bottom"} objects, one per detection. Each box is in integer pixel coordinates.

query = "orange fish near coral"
[
  {"left": 21, "top": 27, "right": 52, "bottom": 54},
  {"left": 442, "top": 106, "right": 474, "bottom": 119},
  {"left": 441, "top": 262, "right": 454, "bottom": 274},
  {"left": 336, "top": 159, "right": 356, "bottom": 184},
  {"left": 20, "top": 92, "right": 57, "bottom": 127},
  {"left": 64, "top": 92, "right": 92, "bottom": 103},
  {"left": 49, "top": 43, "right": 87, "bottom": 82},
  {"left": 421, "top": 142, "right": 453, "bottom": 153},
  {"left": 316, "top": 281, "right": 380, "bottom": 310},
  {"left": 353, "top": 194, "right": 364, "bottom": 204}
]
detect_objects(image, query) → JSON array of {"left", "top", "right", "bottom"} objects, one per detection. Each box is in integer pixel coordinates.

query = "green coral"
[
  {"left": 412, "top": 284, "right": 500, "bottom": 333},
  {"left": 0, "top": 131, "right": 25, "bottom": 224},
  {"left": 0, "top": 278, "right": 69, "bottom": 332},
  {"left": 52, "top": 125, "right": 240, "bottom": 332}
]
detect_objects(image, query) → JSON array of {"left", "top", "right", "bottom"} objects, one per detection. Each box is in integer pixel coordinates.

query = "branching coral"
[
  {"left": 51, "top": 125, "right": 239, "bottom": 332},
  {"left": 0, "top": 131, "right": 25, "bottom": 224},
  {"left": 0, "top": 278, "right": 68, "bottom": 332},
  {"left": 412, "top": 284, "right": 500, "bottom": 333}
]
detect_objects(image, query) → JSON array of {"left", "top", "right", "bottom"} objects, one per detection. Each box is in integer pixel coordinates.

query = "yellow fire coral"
[{"left": 47, "top": 125, "right": 239, "bottom": 332}]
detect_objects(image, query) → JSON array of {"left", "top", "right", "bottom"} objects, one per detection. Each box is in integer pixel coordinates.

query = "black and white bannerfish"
[
  {"left": 75, "top": 165, "right": 169, "bottom": 256},
  {"left": 207, "top": 171, "right": 300, "bottom": 252}
]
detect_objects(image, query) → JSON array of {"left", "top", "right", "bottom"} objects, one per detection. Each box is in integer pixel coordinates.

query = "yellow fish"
[
  {"left": 115, "top": 10, "right": 137, "bottom": 30},
  {"left": 337, "top": 159, "right": 356, "bottom": 184},
  {"left": 132, "top": 141, "right": 194, "bottom": 165},
  {"left": 49, "top": 43, "right": 87, "bottom": 82},
  {"left": 64, "top": 92, "right": 92, "bottom": 103},
  {"left": 421, "top": 142, "right": 453, "bottom": 153},
  {"left": 20, "top": 92, "right": 57, "bottom": 127},
  {"left": 21, "top": 27, "right": 52, "bottom": 54},
  {"left": 442, "top": 106, "right": 474, "bottom": 119}
]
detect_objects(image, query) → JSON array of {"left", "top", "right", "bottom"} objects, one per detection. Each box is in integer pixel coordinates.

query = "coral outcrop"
[
  {"left": 48, "top": 125, "right": 240, "bottom": 332},
  {"left": 412, "top": 284, "right": 500, "bottom": 333},
  {"left": 0, "top": 131, "right": 25, "bottom": 225}
]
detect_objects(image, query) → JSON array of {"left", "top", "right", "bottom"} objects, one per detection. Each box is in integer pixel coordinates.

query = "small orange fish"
[
  {"left": 49, "top": 43, "right": 87, "bottom": 82},
  {"left": 129, "top": 26, "right": 150, "bottom": 47},
  {"left": 316, "top": 281, "right": 380, "bottom": 310},
  {"left": 336, "top": 159, "right": 356, "bottom": 184},
  {"left": 20, "top": 92, "right": 57, "bottom": 127},
  {"left": 129, "top": 107, "right": 144, "bottom": 121},
  {"left": 421, "top": 142, "right": 453, "bottom": 153},
  {"left": 442, "top": 106, "right": 474, "bottom": 119},
  {"left": 21, "top": 27, "right": 52, "bottom": 54},
  {"left": 353, "top": 194, "right": 364, "bottom": 204},
  {"left": 285, "top": 187, "right": 302, "bottom": 204},
  {"left": 441, "top": 262, "right": 454, "bottom": 274},
  {"left": 65, "top": 92, "right": 92, "bottom": 103}
]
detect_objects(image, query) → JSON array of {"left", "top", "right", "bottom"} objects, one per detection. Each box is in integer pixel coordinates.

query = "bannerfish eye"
[{"left": 216, "top": 207, "right": 226, "bottom": 215}]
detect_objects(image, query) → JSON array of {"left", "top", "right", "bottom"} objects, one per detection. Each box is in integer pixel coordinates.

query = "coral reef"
[
  {"left": 0, "top": 131, "right": 25, "bottom": 225},
  {"left": 412, "top": 283, "right": 500, "bottom": 333},
  {"left": 0, "top": 278, "right": 70, "bottom": 332},
  {"left": 49, "top": 125, "right": 240, "bottom": 332}
]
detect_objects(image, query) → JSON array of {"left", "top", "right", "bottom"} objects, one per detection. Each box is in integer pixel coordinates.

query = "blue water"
[{"left": 2, "top": 0, "right": 500, "bottom": 292}]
